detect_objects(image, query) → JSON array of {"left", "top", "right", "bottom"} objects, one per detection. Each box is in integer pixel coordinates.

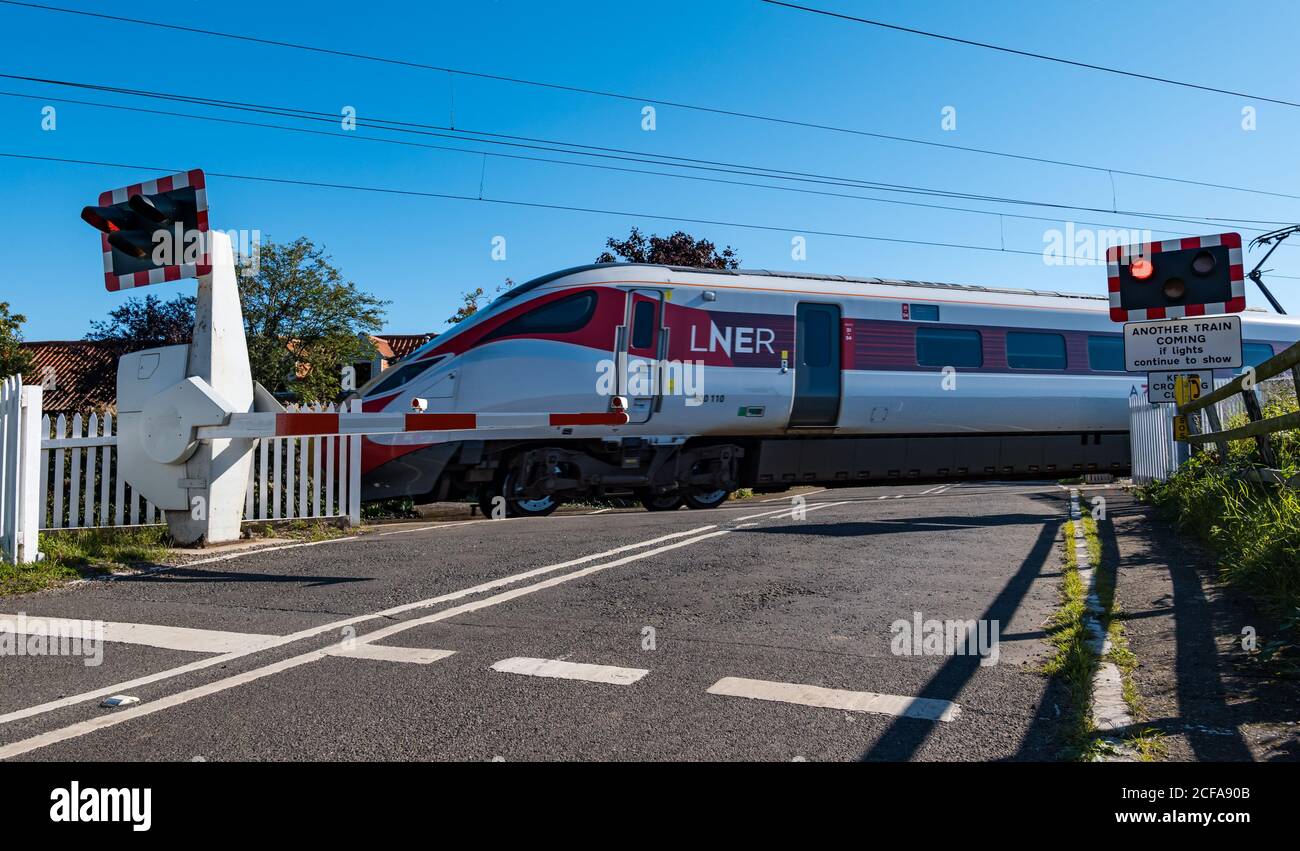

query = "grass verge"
[
  {"left": 1, "top": 527, "right": 169, "bottom": 597},
  {"left": 1043, "top": 512, "right": 1165, "bottom": 760},
  {"left": 1137, "top": 389, "right": 1300, "bottom": 671}
]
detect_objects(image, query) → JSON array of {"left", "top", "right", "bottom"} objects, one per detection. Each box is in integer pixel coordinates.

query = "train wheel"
[
  {"left": 479, "top": 466, "right": 562, "bottom": 518},
  {"left": 683, "top": 488, "right": 730, "bottom": 510},
  {"left": 637, "top": 490, "right": 685, "bottom": 512}
]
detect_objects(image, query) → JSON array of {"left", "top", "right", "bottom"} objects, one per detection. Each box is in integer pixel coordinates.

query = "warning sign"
[
  {"left": 1147, "top": 370, "right": 1211, "bottom": 404},
  {"left": 1124, "top": 315, "right": 1242, "bottom": 372}
]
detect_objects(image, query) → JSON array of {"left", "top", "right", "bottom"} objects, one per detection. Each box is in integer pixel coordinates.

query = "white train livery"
[{"left": 354, "top": 263, "right": 1300, "bottom": 515}]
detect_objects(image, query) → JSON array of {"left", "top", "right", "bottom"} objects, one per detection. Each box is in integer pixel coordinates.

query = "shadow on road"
[
  {"left": 114, "top": 566, "right": 373, "bottom": 588},
  {"left": 858, "top": 517, "right": 1066, "bottom": 761},
  {"left": 1095, "top": 492, "right": 1299, "bottom": 761},
  {"left": 741, "top": 514, "right": 1054, "bottom": 537}
]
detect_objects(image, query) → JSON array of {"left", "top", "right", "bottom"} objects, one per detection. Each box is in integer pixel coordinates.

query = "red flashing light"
[{"left": 1131, "top": 257, "right": 1154, "bottom": 280}]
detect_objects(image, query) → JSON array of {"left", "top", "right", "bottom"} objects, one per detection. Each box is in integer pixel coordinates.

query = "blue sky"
[{"left": 2, "top": 0, "right": 1298, "bottom": 340}]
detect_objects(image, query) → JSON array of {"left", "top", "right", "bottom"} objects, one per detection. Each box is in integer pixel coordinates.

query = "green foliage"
[
  {"left": 1140, "top": 388, "right": 1300, "bottom": 657},
  {"left": 361, "top": 497, "right": 420, "bottom": 520},
  {"left": 86, "top": 293, "right": 196, "bottom": 351},
  {"left": 597, "top": 226, "right": 740, "bottom": 269},
  {"left": 0, "top": 301, "right": 34, "bottom": 378},
  {"left": 237, "top": 237, "right": 388, "bottom": 403}
]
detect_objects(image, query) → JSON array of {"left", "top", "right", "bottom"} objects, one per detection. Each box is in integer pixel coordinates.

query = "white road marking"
[
  {"left": 919, "top": 485, "right": 944, "bottom": 495},
  {"left": 326, "top": 644, "right": 455, "bottom": 665},
  {"left": 0, "top": 528, "right": 733, "bottom": 759},
  {"left": 0, "top": 614, "right": 278, "bottom": 654},
  {"left": 491, "top": 657, "right": 648, "bottom": 685},
  {"left": 0, "top": 525, "right": 716, "bottom": 727},
  {"left": 730, "top": 500, "right": 846, "bottom": 523},
  {"left": 761, "top": 488, "right": 825, "bottom": 502},
  {"left": 2, "top": 499, "right": 871, "bottom": 755},
  {"left": 706, "top": 676, "right": 961, "bottom": 722}
]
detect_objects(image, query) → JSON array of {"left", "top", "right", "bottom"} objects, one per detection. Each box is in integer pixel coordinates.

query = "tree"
[
  {"left": 86, "top": 293, "right": 196, "bottom": 352},
  {"left": 237, "top": 237, "right": 387, "bottom": 403},
  {"left": 85, "top": 238, "right": 388, "bottom": 403},
  {"left": 447, "top": 287, "right": 485, "bottom": 325},
  {"left": 446, "top": 279, "right": 512, "bottom": 326},
  {"left": 597, "top": 227, "right": 740, "bottom": 269},
  {"left": 0, "top": 301, "right": 34, "bottom": 378}
]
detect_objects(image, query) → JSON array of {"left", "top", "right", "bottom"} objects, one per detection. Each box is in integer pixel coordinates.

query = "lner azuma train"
[{"left": 355, "top": 263, "right": 1300, "bottom": 516}]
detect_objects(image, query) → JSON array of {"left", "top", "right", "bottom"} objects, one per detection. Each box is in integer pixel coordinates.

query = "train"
[{"left": 353, "top": 263, "right": 1300, "bottom": 516}]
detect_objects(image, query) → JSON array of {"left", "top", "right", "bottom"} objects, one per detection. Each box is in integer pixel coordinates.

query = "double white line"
[{"left": 0, "top": 501, "right": 845, "bottom": 759}]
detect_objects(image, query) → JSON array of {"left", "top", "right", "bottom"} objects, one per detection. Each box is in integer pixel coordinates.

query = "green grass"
[
  {"left": 1044, "top": 515, "right": 1162, "bottom": 760},
  {"left": 1139, "top": 388, "right": 1300, "bottom": 666},
  {"left": 247, "top": 520, "right": 354, "bottom": 541},
  {"left": 1, "top": 527, "right": 168, "bottom": 597},
  {"left": 1043, "top": 519, "right": 1096, "bottom": 758}
]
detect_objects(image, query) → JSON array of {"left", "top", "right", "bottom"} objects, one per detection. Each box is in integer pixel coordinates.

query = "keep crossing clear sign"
[
  {"left": 1124, "top": 315, "right": 1242, "bottom": 372},
  {"left": 1147, "top": 370, "right": 1212, "bottom": 404}
]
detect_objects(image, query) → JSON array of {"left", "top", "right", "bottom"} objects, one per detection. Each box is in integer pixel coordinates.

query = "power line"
[
  {"left": 1, "top": 1, "right": 1297, "bottom": 202},
  {"left": 4, "top": 151, "right": 1296, "bottom": 281},
  {"left": 3, "top": 74, "right": 1292, "bottom": 235},
  {"left": 762, "top": 1, "right": 1300, "bottom": 109},
  {"left": 9, "top": 87, "right": 1294, "bottom": 253}
]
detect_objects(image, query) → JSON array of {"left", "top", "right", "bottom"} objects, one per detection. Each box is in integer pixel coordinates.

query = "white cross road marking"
[
  {"left": 706, "top": 676, "right": 961, "bottom": 722},
  {"left": 0, "top": 614, "right": 279, "bottom": 655},
  {"left": 490, "top": 657, "right": 649, "bottom": 685},
  {"left": 326, "top": 644, "right": 456, "bottom": 664}
]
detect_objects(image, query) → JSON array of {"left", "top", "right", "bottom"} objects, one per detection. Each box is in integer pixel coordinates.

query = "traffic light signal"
[
  {"left": 80, "top": 169, "right": 210, "bottom": 291},
  {"left": 1106, "top": 232, "right": 1244, "bottom": 321}
]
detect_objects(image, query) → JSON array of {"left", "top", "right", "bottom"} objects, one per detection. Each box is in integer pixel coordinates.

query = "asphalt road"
[{"left": 0, "top": 481, "right": 1080, "bottom": 761}]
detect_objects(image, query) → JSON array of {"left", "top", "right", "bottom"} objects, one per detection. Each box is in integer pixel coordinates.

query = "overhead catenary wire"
[
  {"left": 0, "top": 1, "right": 1297, "bottom": 203},
  {"left": 4, "top": 151, "right": 1297, "bottom": 281},
  {"left": 6, "top": 87, "right": 1293, "bottom": 252},
  {"left": 761, "top": 0, "right": 1300, "bottom": 109},
  {"left": 1, "top": 75, "right": 1293, "bottom": 236}
]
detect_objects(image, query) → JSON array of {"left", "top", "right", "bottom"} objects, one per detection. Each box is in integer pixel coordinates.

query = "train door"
[
  {"left": 616, "top": 289, "right": 664, "bottom": 424},
  {"left": 789, "top": 303, "right": 842, "bottom": 427}
]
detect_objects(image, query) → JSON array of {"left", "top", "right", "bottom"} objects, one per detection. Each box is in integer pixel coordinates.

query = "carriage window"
[
  {"left": 631, "top": 300, "right": 656, "bottom": 349},
  {"left": 1087, "top": 335, "right": 1125, "bottom": 372},
  {"left": 916, "top": 328, "right": 982, "bottom": 368},
  {"left": 1243, "top": 343, "right": 1275, "bottom": 368},
  {"left": 483, "top": 291, "right": 597, "bottom": 342},
  {"left": 370, "top": 358, "right": 438, "bottom": 395},
  {"left": 1007, "top": 331, "right": 1067, "bottom": 370}
]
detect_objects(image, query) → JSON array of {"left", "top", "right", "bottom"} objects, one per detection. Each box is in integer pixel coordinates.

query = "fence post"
[
  {"left": 1239, "top": 387, "right": 1277, "bottom": 468},
  {"left": 17, "top": 384, "right": 42, "bottom": 563},
  {"left": 348, "top": 398, "right": 362, "bottom": 526}
]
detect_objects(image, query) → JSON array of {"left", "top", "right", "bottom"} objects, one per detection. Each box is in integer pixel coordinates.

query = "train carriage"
[{"left": 354, "top": 263, "right": 1300, "bottom": 516}]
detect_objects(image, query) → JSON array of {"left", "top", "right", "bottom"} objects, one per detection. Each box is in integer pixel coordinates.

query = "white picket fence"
[
  {"left": 0, "top": 375, "right": 42, "bottom": 564},
  {"left": 38, "top": 401, "right": 363, "bottom": 531}
]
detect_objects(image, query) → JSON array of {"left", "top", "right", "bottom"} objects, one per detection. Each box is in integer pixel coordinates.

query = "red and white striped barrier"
[{"left": 197, "top": 409, "right": 629, "bottom": 440}]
